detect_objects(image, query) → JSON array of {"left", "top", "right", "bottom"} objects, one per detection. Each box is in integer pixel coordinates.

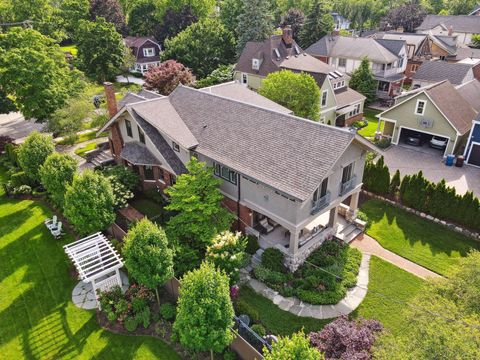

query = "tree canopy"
[
  {"left": 144, "top": 60, "right": 195, "bottom": 95},
  {"left": 281, "top": 8, "right": 305, "bottom": 40},
  {"left": 264, "top": 331, "right": 323, "bottom": 360},
  {"left": 236, "top": 0, "right": 274, "bottom": 54},
  {"left": 154, "top": 5, "right": 198, "bottom": 44},
  {"left": 127, "top": 0, "right": 158, "bottom": 37},
  {"left": 258, "top": 70, "right": 320, "bottom": 120},
  {"left": 76, "top": 18, "right": 125, "bottom": 82},
  {"left": 219, "top": 0, "right": 244, "bottom": 40},
  {"left": 348, "top": 57, "right": 377, "bottom": 105},
  {"left": 47, "top": 97, "right": 92, "bottom": 138},
  {"left": 156, "top": 0, "right": 215, "bottom": 20},
  {"left": 383, "top": 4, "right": 427, "bottom": 33},
  {"left": 298, "top": 0, "right": 333, "bottom": 48},
  {"left": 173, "top": 262, "right": 234, "bottom": 357},
  {"left": 59, "top": 0, "right": 90, "bottom": 39},
  {"left": 17, "top": 132, "right": 55, "bottom": 183},
  {"left": 90, "top": 0, "right": 127, "bottom": 34},
  {"left": 161, "top": 18, "right": 236, "bottom": 79},
  {"left": 0, "top": 28, "right": 83, "bottom": 121}
]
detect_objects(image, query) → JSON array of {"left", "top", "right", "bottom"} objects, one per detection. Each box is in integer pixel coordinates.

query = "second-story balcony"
[
  {"left": 311, "top": 191, "right": 331, "bottom": 215},
  {"left": 339, "top": 175, "right": 357, "bottom": 196}
]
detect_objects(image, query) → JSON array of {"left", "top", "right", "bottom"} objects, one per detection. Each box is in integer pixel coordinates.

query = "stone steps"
[
  {"left": 251, "top": 248, "right": 264, "bottom": 268},
  {"left": 91, "top": 150, "right": 114, "bottom": 167},
  {"left": 336, "top": 223, "right": 363, "bottom": 243}
]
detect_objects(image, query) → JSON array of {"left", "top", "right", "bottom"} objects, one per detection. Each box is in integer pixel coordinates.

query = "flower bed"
[{"left": 252, "top": 240, "right": 362, "bottom": 305}]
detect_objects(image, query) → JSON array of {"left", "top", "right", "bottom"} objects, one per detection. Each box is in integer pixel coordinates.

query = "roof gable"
[{"left": 413, "top": 61, "right": 472, "bottom": 85}]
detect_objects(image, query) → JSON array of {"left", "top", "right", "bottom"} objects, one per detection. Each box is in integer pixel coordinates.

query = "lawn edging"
[{"left": 362, "top": 190, "right": 480, "bottom": 241}]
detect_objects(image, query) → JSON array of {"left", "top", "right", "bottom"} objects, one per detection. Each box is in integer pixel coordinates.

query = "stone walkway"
[
  {"left": 351, "top": 234, "right": 442, "bottom": 279},
  {"left": 240, "top": 254, "right": 371, "bottom": 319}
]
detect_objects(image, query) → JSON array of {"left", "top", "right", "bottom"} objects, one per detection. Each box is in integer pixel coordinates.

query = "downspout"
[{"left": 237, "top": 174, "right": 241, "bottom": 230}]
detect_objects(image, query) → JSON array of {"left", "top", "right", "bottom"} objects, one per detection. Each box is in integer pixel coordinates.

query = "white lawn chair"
[
  {"left": 45, "top": 215, "right": 58, "bottom": 230},
  {"left": 51, "top": 222, "right": 63, "bottom": 239}
]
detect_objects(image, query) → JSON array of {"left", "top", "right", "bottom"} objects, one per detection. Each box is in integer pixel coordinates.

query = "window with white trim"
[
  {"left": 415, "top": 100, "right": 426, "bottom": 115},
  {"left": 143, "top": 47, "right": 155, "bottom": 57},
  {"left": 241, "top": 73, "right": 247, "bottom": 84},
  {"left": 321, "top": 90, "right": 328, "bottom": 108},
  {"left": 338, "top": 58, "right": 347, "bottom": 67},
  {"left": 214, "top": 162, "right": 237, "bottom": 185},
  {"left": 138, "top": 126, "right": 145, "bottom": 144},
  {"left": 125, "top": 119, "right": 133, "bottom": 137},
  {"left": 144, "top": 165, "right": 154, "bottom": 180}
]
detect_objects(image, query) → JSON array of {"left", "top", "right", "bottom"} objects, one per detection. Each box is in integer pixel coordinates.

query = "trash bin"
[
  {"left": 445, "top": 154, "right": 455, "bottom": 166},
  {"left": 455, "top": 155, "right": 465, "bottom": 167}
]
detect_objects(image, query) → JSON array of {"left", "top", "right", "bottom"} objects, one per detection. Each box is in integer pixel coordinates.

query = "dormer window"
[
  {"left": 143, "top": 48, "right": 155, "bottom": 57},
  {"left": 252, "top": 58, "right": 260, "bottom": 70}
]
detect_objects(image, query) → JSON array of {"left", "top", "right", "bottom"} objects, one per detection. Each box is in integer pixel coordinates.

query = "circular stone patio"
[{"left": 72, "top": 270, "right": 129, "bottom": 310}]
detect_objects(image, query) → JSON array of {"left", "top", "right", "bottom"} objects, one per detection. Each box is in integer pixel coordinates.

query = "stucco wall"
[{"left": 234, "top": 71, "right": 264, "bottom": 90}]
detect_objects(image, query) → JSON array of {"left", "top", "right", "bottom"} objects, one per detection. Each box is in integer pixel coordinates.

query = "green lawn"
[
  {"left": 60, "top": 45, "right": 77, "bottom": 56},
  {"left": 74, "top": 142, "right": 97, "bottom": 158},
  {"left": 351, "top": 256, "right": 424, "bottom": 335},
  {"left": 358, "top": 108, "right": 382, "bottom": 138},
  {"left": 361, "top": 199, "right": 480, "bottom": 276},
  {"left": 0, "top": 169, "right": 180, "bottom": 359},
  {"left": 238, "top": 256, "right": 423, "bottom": 336}
]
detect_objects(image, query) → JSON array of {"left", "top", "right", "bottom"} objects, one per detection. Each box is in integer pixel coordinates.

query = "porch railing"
[
  {"left": 233, "top": 316, "right": 272, "bottom": 354},
  {"left": 311, "top": 191, "right": 331, "bottom": 215},
  {"left": 340, "top": 175, "right": 357, "bottom": 196}
]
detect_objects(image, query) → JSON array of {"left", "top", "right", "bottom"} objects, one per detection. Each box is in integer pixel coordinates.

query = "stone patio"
[{"left": 240, "top": 253, "right": 371, "bottom": 319}]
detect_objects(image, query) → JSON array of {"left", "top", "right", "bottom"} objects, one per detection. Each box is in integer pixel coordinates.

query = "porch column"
[
  {"left": 346, "top": 191, "right": 360, "bottom": 222},
  {"left": 289, "top": 229, "right": 300, "bottom": 255},
  {"left": 115, "top": 269, "right": 122, "bottom": 287},
  {"left": 328, "top": 206, "right": 339, "bottom": 232},
  {"left": 375, "top": 118, "right": 382, "bottom": 140}
]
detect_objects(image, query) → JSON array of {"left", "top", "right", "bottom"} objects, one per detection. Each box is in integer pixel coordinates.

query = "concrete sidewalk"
[{"left": 351, "top": 234, "right": 442, "bottom": 279}]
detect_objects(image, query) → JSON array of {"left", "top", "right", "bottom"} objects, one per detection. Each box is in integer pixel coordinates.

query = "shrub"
[
  {"left": 363, "top": 156, "right": 390, "bottom": 195},
  {"left": 236, "top": 298, "right": 260, "bottom": 323},
  {"left": 17, "top": 132, "right": 55, "bottom": 182},
  {"left": 10, "top": 171, "right": 31, "bottom": 187},
  {"left": 245, "top": 235, "right": 260, "bottom": 255},
  {"left": 279, "top": 286, "right": 295, "bottom": 298},
  {"left": 389, "top": 169, "right": 401, "bottom": 196},
  {"left": 223, "top": 349, "right": 238, "bottom": 360},
  {"left": 4, "top": 143, "right": 18, "bottom": 166},
  {"left": 13, "top": 185, "right": 32, "bottom": 195},
  {"left": 0, "top": 135, "right": 14, "bottom": 153},
  {"left": 253, "top": 265, "right": 288, "bottom": 285},
  {"left": 374, "top": 137, "right": 391, "bottom": 149},
  {"left": 356, "top": 210, "right": 368, "bottom": 223},
  {"left": 159, "top": 303, "right": 177, "bottom": 321},
  {"left": 307, "top": 240, "right": 343, "bottom": 267},
  {"left": 135, "top": 306, "right": 151, "bottom": 328},
  {"left": 261, "top": 248, "right": 285, "bottom": 273},
  {"left": 296, "top": 288, "right": 345, "bottom": 305},
  {"left": 124, "top": 316, "right": 139, "bottom": 332},
  {"left": 251, "top": 324, "right": 266, "bottom": 337}
]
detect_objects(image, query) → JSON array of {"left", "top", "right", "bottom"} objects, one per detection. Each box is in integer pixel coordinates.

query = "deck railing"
[
  {"left": 340, "top": 175, "right": 357, "bottom": 196},
  {"left": 311, "top": 191, "right": 331, "bottom": 215}
]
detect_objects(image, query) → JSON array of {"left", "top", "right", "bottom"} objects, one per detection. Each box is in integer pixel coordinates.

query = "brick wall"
[
  {"left": 345, "top": 112, "right": 364, "bottom": 126},
  {"left": 222, "top": 196, "right": 253, "bottom": 232},
  {"left": 110, "top": 123, "right": 124, "bottom": 162},
  {"left": 404, "top": 61, "right": 422, "bottom": 84}
]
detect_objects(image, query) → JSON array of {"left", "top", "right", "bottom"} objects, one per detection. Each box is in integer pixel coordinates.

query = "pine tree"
[
  {"left": 349, "top": 57, "right": 378, "bottom": 105},
  {"left": 236, "top": 0, "right": 274, "bottom": 55},
  {"left": 298, "top": 0, "right": 333, "bottom": 48},
  {"left": 389, "top": 169, "right": 400, "bottom": 197}
]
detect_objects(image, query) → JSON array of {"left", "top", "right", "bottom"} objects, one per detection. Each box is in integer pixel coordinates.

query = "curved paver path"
[
  {"left": 240, "top": 253, "right": 371, "bottom": 319},
  {"left": 351, "top": 234, "right": 442, "bottom": 279}
]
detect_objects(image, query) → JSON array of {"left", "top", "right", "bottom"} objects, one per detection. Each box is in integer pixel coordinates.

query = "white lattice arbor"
[{"left": 64, "top": 232, "right": 124, "bottom": 307}]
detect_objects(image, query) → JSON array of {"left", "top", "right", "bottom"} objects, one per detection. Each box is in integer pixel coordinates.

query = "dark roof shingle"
[
  {"left": 413, "top": 61, "right": 472, "bottom": 85},
  {"left": 416, "top": 15, "right": 480, "bottom": 33}
]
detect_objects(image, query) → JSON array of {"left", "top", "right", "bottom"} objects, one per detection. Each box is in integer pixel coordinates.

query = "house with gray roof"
[
  {"left": 306, "top": 35, "right": 407, "bottom": 100},
  {"left": 412, "top": 61, "right": 474, "bottom": 88},
  {"left": 124, "top": 36, "right": 162, "bottom": 75},
  {"left": 416, "top": 15, "right": 480, "bottom": 46},
  {"left": 234, "top": 27, "right": 366, "bottom": 127},
  {"left": 99, "top": 81, "right": 375, "bottom": 269}
]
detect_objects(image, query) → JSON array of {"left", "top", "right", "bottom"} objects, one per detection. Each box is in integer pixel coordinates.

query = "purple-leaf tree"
[
  {"left": 144, "top": 60, "right": 195, "bottom": 95},
  {"left": 309, "top": 315, "right": 383, "bottom": 360}
]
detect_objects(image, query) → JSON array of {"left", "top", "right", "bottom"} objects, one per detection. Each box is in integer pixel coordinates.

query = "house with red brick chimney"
[{"left": 99, "top": 81, "right": 375, "bottom": 270}]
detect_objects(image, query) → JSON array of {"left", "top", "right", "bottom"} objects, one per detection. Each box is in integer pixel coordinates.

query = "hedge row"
[{"left": 363, "top": 157, "right": 480, "bottom": 231}]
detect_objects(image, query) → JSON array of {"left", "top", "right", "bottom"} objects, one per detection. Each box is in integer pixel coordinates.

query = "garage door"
[
  {"left": 398, "top": 128, "right": 449, "bottom": 156},
  {"left": 468, "top": 143, "right": 480, "bottom": 166}
]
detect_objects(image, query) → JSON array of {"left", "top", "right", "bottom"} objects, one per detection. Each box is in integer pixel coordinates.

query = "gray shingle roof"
[
  {"left": 374, "top": 39, "right": 406, "bottom": 56},
  {"left": 334, "top": 87, "right": 366, "bottom": 109},
  {"left": 118, "top": 92, "right": 145, "bottom": 108},
  {"left": 168, "top": 86, "right": 356, "bottom": 200},
  {"left": 120, "top": 141, "right": 162, "bottom": 165},
  {"left": 456, "top": 79, "right": 480, "bottom": 112},
  {"left": 138, "top": 89, "right": 163, "bottom": 99},
  {"left": 416, "top": 15, "right": 480, "bottom": 33},
  {"left": 413, "top": 61, "right": 472, "bottom": 85}
]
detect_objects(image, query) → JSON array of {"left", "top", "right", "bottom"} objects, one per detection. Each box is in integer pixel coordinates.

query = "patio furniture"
[
  {"left": 44, "top": 215, "right": 58, "bottom": 231},
  {"left": 51, "top": 222, "right": 63, "bottom": 239},
  {"left": 259, "top": 218, "right": 274, "bottom": 233}
]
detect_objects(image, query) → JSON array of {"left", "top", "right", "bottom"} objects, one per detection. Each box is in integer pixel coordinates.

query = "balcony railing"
[
  {"left": 311, "top": 191, "right": 331, "bottom": 215},
  {"left": 340, "top": 175, "right": 357, "bottom": 196}
]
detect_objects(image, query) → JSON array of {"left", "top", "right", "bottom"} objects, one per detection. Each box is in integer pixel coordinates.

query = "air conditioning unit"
[{"left": 252, "top": 58, "right": 260, "bottom": 70}]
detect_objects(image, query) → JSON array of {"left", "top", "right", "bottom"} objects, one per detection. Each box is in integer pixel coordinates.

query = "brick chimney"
[
  {"left": 104, "top": 82, "right": 118, "bottom": 118},
  {"left": 282, "top": 26, "right": 293, "bottom": 48},
  {"left": 448, "top": 25, "right": 453, "bottom": 36}
]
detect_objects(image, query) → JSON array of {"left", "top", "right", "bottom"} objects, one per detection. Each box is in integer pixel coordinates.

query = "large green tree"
[
  {"left": 90, "top": 0, "right": 127, "bottom": 34},
  {"left": 219, "top": 0, "right": 244, "bottom": 40},
  {"left": 383, "top": 4, "right": 427, "bottom": 33},
  {"left": 299, "top": 0, "right": 333, "bottom": 48},
  {"left": 161, "top": 19, "right": 236, "bottom": 78},
  {"left": 264, "top": 331, "right": 323, "bottom": 360},
  {"left": 258, "top": 70, "right": 320, "bottom": 120},
  {"left": 0, "top": 28, "right": 83, "bottom": 121},
  {"left": 281, "top": 8, "right": 305, "bottom": 40},
  {"left": 17, "top": 132, "right": 55, "bottom": 183},
  {"left": 64, "top": 170, "right": 116, "bottom": 236},
  {"left": 76, "top": 18, "right": 125, "bottom": 82},
  {"left": 156, "top": 0, "right": 215, "bottom": 20},
  {"left": 173, "top": 262, "right": 234, "bottom": 359},
  {"left": 127, "top": 0, "right": 159, "bottom": 36},
  {"left": 236, "top": 0, "right": 274, "bottom": 54},
  {"left": 47, "top": 97, "right": 92, "bottom": 138},
  {"left": 348, "top": 57, "right": 377, "bottom": 105},
  {"left": 39, "top": 153, "right": 77, "bottom": 209},
  {"left": 165, "top": 157, "right": 234, "bottom": 275},
  {"left": 59, "top": 0, "right": 90, "bottom": 40},
  {"left": 154, "top": 5, "right": 198, "bottom": 44},
  {"left": 123, "top": 218, "right": 174, "bottom": 305}
]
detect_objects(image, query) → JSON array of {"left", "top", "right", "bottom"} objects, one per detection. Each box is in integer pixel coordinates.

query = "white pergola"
[{"left": 64, "top": 232, "right": 124, "bottom": 306}]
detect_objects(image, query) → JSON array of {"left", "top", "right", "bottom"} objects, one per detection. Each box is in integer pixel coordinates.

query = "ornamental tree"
[
  {"left": 309, "top": 315, "right": 382, "bottom": 360},
  {"left": 17, "top": 132, "right": 55, "bottom": 183},
  {"left": 258, "top": 70, "right": 320, "bottom": 120},
  {"left": 206, "top": 231, "right": 247, "bottom": 285},
  {"left": 98, "top": 165, "right": 138, "bottom": 210},
  {"left": 144, "top": 60, "right": 195, "bottom": 95},
  {"left": 0, "top": 28, "right": 83, "bottom": 121},
  {"left": 39, "top": 153, "right": 77, "bottom": 209},
  {"left": 76, "top": 18, "right": 125, "bottom": 82},
  {"left": 161, "top": 18, "right": 236, "bottom": 78},
  {"left": 383, "top": 4, "right": 427, "bottom": 33},
  {"left": 122, "top": 218, "right": 174, "bottom": 305},
  {"left": 264, "top": 331, "right": 322, "bottom": 360},
  {"left": 298, "top": 0, "right": 333, "bottom": 48},
  {"left": 173, "top": 262, "right": 234, "bottom": 359},
  {"left": 64, "top": 170, "right": 116, "bottom": 236},
  {"left": 90, "top": 0, "right": 127, "bottom": 34},
  {"left": 349, "top": 57, "right": 377, "bottom": 105},
  {"left": 236, "top": 0, "right": 274, "bottom": 54}
]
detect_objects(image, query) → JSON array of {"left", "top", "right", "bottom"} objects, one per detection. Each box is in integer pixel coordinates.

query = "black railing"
[{"left": 233, "top": 316, "right": 272, "bottom": 353}]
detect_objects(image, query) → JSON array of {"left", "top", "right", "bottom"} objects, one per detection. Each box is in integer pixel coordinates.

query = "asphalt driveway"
[{"left": 382, "top": 145, "right": 480, "bottom": 198}]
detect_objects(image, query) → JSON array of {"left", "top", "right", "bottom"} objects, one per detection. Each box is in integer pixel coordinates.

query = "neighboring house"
[
  {"left": 124, "top": 36, "right": 162, "bottom": 75},
  {"left": 99, "top": 81, "right": 375, "bottom": 270},
  {"left": 376, "top": 80, "right": 476, "bottom": 156},
  {"left": 447, "top": 45, "right": 480, "bottom": 62},
  {"left": 411, "top": 61, "right": 474, "bottom": 88},
  {"left": 464, "top": 116, "right": 480, "bottom": 166},
  {"left": 306, "top": 35, "right": 407, "bottom": 99},
  {"left": 331, "top": 12, "right": 350, "bottom": 30},
  {"left": 416, "top": 15, "right": 480, "bottom": 46},
  {"left": 456, "top": 79, "right": 480, "bottom": 112},
  {"left": 234, "top": 27, "right": 366, "bottom": 127}
]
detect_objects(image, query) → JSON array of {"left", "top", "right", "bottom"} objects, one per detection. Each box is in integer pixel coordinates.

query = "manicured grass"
[
  {"left": 60, "top": 45, "right": 77, "bottom": 56},
  {"left": 351, "top": 256, "right": 424, "bottom": 335},
  {"left": 0, "top": 173, "right": 180, "bottom": 358},
  {"left": 57, "top": 131, "right": 108, "bottom": 145},
  {"left": 361, "top": 199, "right": 480, "bottom": 275},
  {"left": 74, "top": 142, "right": 97, "bottom": 158},
  {"left": 358, "top": 108, "right": 382, "bottom": 138},
  {"left": 130, "top": 198, "right": 164, "bottom": 219},
  {"left": 237, "top": 256, "right": 423, "bottom": 336}
]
